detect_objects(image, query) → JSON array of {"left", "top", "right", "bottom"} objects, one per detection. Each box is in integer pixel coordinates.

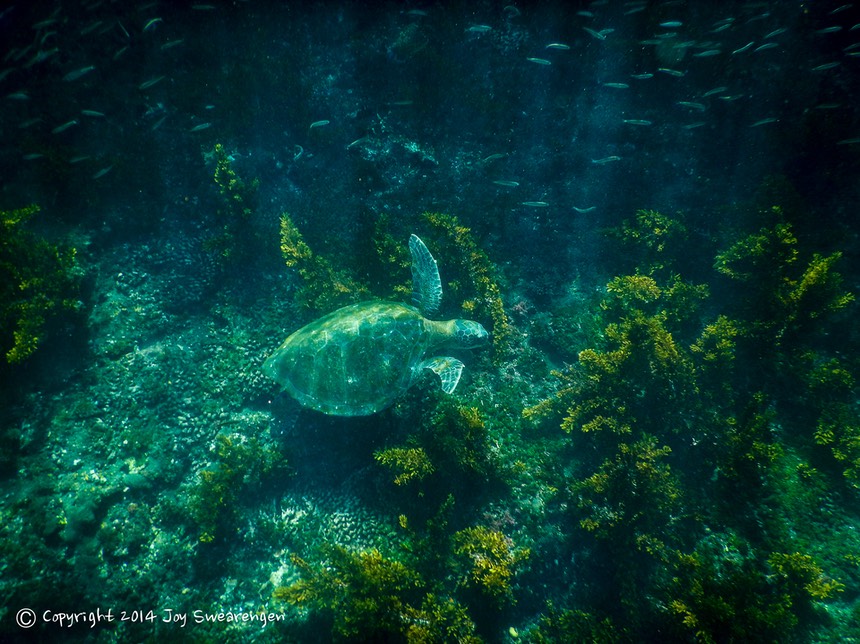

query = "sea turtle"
[{"left": 262, "top": 234, "right": 489, "bottom": 416}]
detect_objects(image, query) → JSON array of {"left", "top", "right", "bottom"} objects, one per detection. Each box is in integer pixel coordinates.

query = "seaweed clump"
[
  {"left": 274, "top": 544, "right": 482, "bottom": 642},
  {"left": 0, "top": 204, "right": 80, "bottom": 365},
  {"left": 522, "top": 203, "right": 853, "bottom": 638},
  {"left": 204, "top": 143, "right": 261, "bottom": 263},
  {"left": 278, "top": 213, "right": 370, "bottom": 313}
]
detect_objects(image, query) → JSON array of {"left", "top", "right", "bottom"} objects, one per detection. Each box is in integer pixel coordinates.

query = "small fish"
[
  {"left": 750, "top": 117, "right": 778, "bottom": 127},
  {"left": 25, "top": 48, "right": 58, "bottom": 67},
  {"left": 660, "top": 21, "right": 683, "bottom": 28},
  {"left": 623, "top": 119, "right": 652, "bottom": 126},
  {"left": 521, "top": 201, "right": 549, "bottom": 207},
  {"left": 23, "top": 153, "right": 44, "bottom": 160},
  {"left": 309, "top": 119, "right": 330, "bottom": 128},
  {"left": 138, "top": 76, "right": 165, "bottom": 90},
  {"left": 702, "top": 86, "right": 728, "bottom": 97},
  {"left": 573, "top": 206, "right": 596, "bottom": 213},
  {"left": 161, "top": 39, "right": 184, "bottom": 50},
  {"left": 92, "top": 165, "right": 114, "bottom": 179},
  {"left": 151, "top": 115, "right": 167, "bottom": 131},
  {"left": 829, "top": 4, "right": 853, "bottom": 15},
  {"left": 815, "top": 26, "right": 842, "bottom": 34},
  {"left": 63, "top": 65, "right": 95, "bottom": 82},
  {"left": 811, "top": 62, "right": 840, "bottom": 71},
  {"left": 630, "top": 73, "right": 654, "bottom": 80},
  {"left": 493, "top": 180, "right": 519, "bottom": 187},
  {"left": 69, "top": 155, "right": 91, "bottom": 163},
  {"left": 624, "top": 6, "right": 646, "bottom": 15},
  {"left": 526, "top": 57, "right": 552, "bottom": 65},
  {"left": 693, "top": 49, "right": 721, "bottom": 57},
  {"left": 603, "top": 82, "right": 629, "bottom": 89},
  {"left": 6, "top": 91, "right": 29, "bottom": 100},
  {"left": 482, "top": 153, "right": 506, "bottom": 163},
  {"left": 545, "top": 43, "right": 570, "bottom": 50},
  {"left": 657, "top": 67, "right": 685, "bottom": 77},
  {"left": 192, "top": 3, "right": 216, "bottom": 9},
  {"left": 682, "top": 122, "right": 706, "bottom": 130},
  {"left": 19, "top": 117, "right": 41, "bottom": 128},
  {"left": 346, "top": 137, "right": 368, "bottom": 149},
  {"left": 732, "top": 41, "right": 755, "bottom": 54},
  {"left": 80, "top": 20, "right": 104, "bottom": 35},
  {"left": 466, "top": 24, "right": 492, "bottom": 33},
  {"left": 837, "top": 137, "right": 860, "bottom": 145},
  {"left": 677, "top": 101, "right": 706, "bottom": 111},
  {"left": 711, "top": 23, "right": 732, "bottom": 33},
  {"left": 763, "top": 27, "right": 787, "bottom": 39},
  {"left": 583, "top": 27, "right": 606, "bottom": 40},
  {"left": 32, "top": 18, "right": 58, "bottom": 30},
  {"left": 189, "top": 122, "right": 212, "bottom": 132},
  {"left": 814, "top": 103, "right": 842, "bottom": 109},
  {"left": 52, "top": 119, "right": 79, "bottom": 134},
  {"left": 717, "top": 95, "right": 742, "bottom": 101},
  {"left": 113, "top": 45, "right": 129, "bottom": 60},
  {"left": 576, "top": 11, "right": 594, "bottom": 18},
  {"left": 754, "top": 42, "right": 779, "bottom": 52},
  {"left": 591, "top": 156, "right": 621, "bottom": 164},
  {"left": 81, "top": 109, "right": 106, "bottom": 118},
  {"left": 143, "top": 17, "right": 163, "bottom": 32}
]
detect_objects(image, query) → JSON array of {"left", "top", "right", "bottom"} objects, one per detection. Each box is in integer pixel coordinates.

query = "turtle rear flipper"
[
  {"left": 420, "top": 356, "right": 464, "bottom": 394},
  {"left": 409, "top": 234, "right": 442, "bottom": 316}
]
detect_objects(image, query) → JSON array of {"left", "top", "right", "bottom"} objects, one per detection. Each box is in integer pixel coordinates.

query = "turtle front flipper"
[
  {"left": 409, "top": 234, "right": 442, "bottom": 316},
  {"left": 420, "top": 356, "right": 465, "bottom": 394}
]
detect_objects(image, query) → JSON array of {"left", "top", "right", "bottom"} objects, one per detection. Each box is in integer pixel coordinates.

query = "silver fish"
[
  {"left": 52, "top": 119, "right": 79, "bottom": 134},
  {"left": 63, "top": 65, "right": 95, "bottom": 82}
]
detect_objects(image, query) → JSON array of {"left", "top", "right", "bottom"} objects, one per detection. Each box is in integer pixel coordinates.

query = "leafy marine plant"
[
  {"left": 374, "top": 446, "right": 435, "bottom": 486},
  {"left": 0, "top": 204, "right": 80, "bottom": 365},
  {"left": 524, "top": 204, "right": 854, "bottom": 639},
  {"left": 278, "top": 213, "right": 370, "bottom": 313},
  {"left": 274, "top": 544, "right": 481, "bottom": 642},
  {"left": 713, "top": 216, "right": 854, "bottom": 350},
  {"left": 452, "top": 525, "right": 530, "bottom": 604},
  {"left": 667, "top": 534, "right": 843, "bottom": 643},
  {"left": 189, "top": 433, "right": 285, "bottom": 543},
  {"left": 204, "top": 143, "right": 261, "bottom": 263}
]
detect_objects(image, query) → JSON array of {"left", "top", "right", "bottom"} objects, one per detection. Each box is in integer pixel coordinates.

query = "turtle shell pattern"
[{"left": 262, "top": 300, "right": 434, "bottom": 416}]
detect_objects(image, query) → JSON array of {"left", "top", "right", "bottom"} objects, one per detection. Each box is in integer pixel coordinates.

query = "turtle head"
[{"left": 451, "top": 319, "right": 490, "bottom": 348}]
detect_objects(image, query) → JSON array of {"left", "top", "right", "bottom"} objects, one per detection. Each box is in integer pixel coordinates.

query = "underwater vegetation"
[
  {"left": 2, "top": 0, "right": 860, "bottom": 640},
  {"left": 520, "top": 203, "right": 857, "bottom": 639},
  {"left": 278, "top": 212, "right": 371, "bottom": 313},
  {"left": 202, "top": 143, "right": 263, "bottom": 266},
  {"left": 0, "top": 204, "right": 80, "bottom": 365}
]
